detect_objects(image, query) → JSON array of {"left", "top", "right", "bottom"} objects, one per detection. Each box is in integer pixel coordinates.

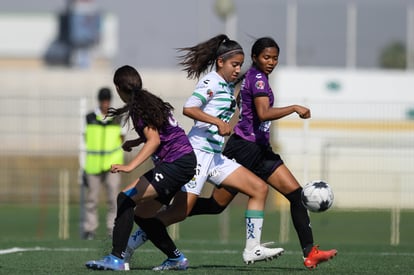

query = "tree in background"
[{"left": 379, "top": 41, "right": 406, "bottom": 69}]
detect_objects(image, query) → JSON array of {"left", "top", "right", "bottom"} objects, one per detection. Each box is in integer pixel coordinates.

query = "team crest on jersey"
[
  {"left": 206, "top": 89, "right": 213, "bottom": 98},
  {"left": 255, "top": 80, "right": 265, "bottom": 90}
]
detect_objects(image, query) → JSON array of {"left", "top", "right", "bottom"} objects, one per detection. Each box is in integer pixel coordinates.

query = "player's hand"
[
  {"left": 111, "top": 164, "right": 132, "bottom": 173},
  {"left": 216, "top": 120, "right": 231, "bottom": 136},
  {"left": 295, "top": 105, "right": 311, "bottom": 119}
]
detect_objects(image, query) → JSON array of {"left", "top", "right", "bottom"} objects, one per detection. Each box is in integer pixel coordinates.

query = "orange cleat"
[{"left": 303, "top": 245, "right": 337, "bottom": 270}]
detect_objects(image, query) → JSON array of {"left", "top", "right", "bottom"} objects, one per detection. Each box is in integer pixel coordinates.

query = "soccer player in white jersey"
[{"left": 123, "top": 34, "right": 284, "bottom": 270}]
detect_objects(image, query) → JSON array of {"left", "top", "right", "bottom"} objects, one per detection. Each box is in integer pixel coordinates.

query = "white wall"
[
  {"left": 272, "top": 67, "right": 414, "bottom": 120},
  {"left": 270, "top": 67, "right": 414, "bottom": 209}
]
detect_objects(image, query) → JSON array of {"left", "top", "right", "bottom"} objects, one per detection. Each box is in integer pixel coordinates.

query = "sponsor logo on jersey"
[{"left": 196, "top": 79, "right": 210, "bottom": 89}]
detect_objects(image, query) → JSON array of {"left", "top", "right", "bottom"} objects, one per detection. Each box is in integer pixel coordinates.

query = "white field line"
[{"left": 1, "top": 246, "right": 414, "bottom": 257}]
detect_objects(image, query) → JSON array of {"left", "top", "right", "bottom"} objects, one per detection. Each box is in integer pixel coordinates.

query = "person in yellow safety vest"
[{"left": 82, "top": 87, "right": 125, "bottom": 240}]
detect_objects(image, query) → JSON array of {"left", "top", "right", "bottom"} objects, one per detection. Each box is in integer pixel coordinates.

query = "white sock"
[
  {"left": 127, "top": 228, "right": 148, "bottom": 250},
  {"left": 245, "top": 216, "right": 264, "bottom": 251}
]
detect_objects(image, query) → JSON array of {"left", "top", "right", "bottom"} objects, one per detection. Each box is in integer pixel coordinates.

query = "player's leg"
[
  {"left": 133, "top": 194, "right": 195, "bottom": 271},
  {"left": 125, "top": 150, "right": 207, "bottom": 266},
  {"left": 85, "top": 175, "right": 158, "bottom": 271},
  {"left": 123, "top": 192, "right": 198, "bottom": 265},
  {"left": 212, "top": 158, "right": 284, "bottom": 264},
  {"left": 267, "top": 164, "right": 337, "bottom": 269},
  {"left": 189, "top": 186, "right": 236, "bottom": 216},
  {"left": 189, "top": 133, "right": 264, "bottom": 217},
  {"left": 136, "top": 153, "right": 196, "bottom": 271},
  {"left": 267, "top": 165, "right": 313, "bottom": 250}
]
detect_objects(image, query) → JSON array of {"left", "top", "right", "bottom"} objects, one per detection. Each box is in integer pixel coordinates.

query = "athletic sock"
[
  {"left": 111, "top": 192, "right": 136, "bottom": 259},
  {"left": 135, "top": 217, "right": 182, "bottom": 259},
  {"left": 303, "top": 244, "right": 314, "bottom": 257},
  {"left": 285, "top": 187, "right": 314, "bottom": 256},
  {"left": 245, "top": 210, "right": 264, "bottom": 250},
  {"left": 188, "top": 197, "right": 227, "bottom": 216},
  {"left": 127, "top": 225, "right": 148, "bottom": 250}
]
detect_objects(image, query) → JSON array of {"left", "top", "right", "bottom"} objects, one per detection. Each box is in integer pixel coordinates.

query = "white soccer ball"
[{"left": 301, "top": 180, "right": 334, "bottom": 212}]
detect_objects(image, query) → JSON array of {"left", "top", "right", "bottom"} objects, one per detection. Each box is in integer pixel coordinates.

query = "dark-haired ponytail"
[{"left": 177, "top": 34, "right": 243, "bottom": 80}]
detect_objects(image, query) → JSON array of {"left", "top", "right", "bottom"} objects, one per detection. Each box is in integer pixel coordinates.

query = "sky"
[{"left": 0, "top": 0, "right": 413, "bottom": 69}]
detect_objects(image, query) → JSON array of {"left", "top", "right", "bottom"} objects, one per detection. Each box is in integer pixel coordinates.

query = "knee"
[
  {"left": 247, "top": 173, "right": 268, "bottom": 197},
  {"left": 285, "top": 187, "right": 302, "bottom": 205},
  {"left": 116, "top": 192, "right": 136, "bottom": 210},
  {"left": 257, "top": 182, "right": 269, "bottom": 198}
]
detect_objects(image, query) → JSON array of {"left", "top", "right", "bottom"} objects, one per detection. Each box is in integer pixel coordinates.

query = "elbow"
[
  {"left": 257, "top": 114, "right": 267, "bottom": 122},
  {"left": 149, "top": 136, "right": 161, "bottom": 148},
  {"left": 183, "top": 107, "right": 193, "bottom": 118},
  {"left": 155, "top": 138, "right": 161, "bottom": 147},
  {"left": 256, "top": 108, "right": 268, "bottom": 122}
]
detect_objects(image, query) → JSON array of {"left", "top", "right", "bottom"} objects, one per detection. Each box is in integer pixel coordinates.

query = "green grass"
[{"left": 1, "top": 204, "right": 414, "bottom": 274}]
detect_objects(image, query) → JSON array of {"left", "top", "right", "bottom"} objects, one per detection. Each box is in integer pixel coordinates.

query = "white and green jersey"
[{"left": 184, "top": 71, "right": 236, "bottom": 153}]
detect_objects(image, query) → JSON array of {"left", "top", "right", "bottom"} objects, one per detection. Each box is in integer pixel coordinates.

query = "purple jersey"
[
  {"left": 132, "top": 113, "right": 193, "bottom": 164},
  {"left": 234, "top": 66, "right": 274, "bottom": 146}
]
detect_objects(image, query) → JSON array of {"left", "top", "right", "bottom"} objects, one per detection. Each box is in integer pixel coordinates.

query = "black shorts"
[
  {"left": 223, "top": 134, "right": 284, "bottom": 181},
  {"left": 143, "top": 152, "right": 196, "bottom": 205}
]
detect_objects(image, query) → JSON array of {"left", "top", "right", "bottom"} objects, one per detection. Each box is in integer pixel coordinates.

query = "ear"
[
  {"left": 252, "top": 54, "right": 257, "bottom": 64},
  {"left": 216, "top": 57, "right": 225, "bottom": 69}
]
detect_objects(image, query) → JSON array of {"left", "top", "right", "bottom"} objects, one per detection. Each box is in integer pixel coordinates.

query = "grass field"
[{"left": 1, "top": 204, "right": 414, "bottom": 274}]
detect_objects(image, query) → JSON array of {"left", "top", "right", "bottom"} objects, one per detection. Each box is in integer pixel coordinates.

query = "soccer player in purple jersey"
[
  {"left": 189, "top": 37, "right": 337, "bottom": 270},
  {"left": 85, "top": 65, "right": 196, "bottom": 271}
]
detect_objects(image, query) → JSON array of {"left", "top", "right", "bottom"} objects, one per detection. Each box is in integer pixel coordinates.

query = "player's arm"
[
  {"left": 254, "top": 96, "right": 311, "bottom": 122},
  {"left": 111, "top": 126, "right": 160, "bottom": 173},
  {"left": 183, "top": 89, "right": 232, "bottom": 136},
  {"left": 183, "top": 106, "right": 230, "bottom": 136}
]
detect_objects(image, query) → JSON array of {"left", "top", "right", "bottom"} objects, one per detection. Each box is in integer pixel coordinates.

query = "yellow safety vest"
[{"left": 84, "top": 112, "right": 124, "bottom": 174}]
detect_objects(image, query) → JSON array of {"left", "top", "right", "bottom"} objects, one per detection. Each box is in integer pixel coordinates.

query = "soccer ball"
[{"left": 301, "top": 180, "right": 334, "bottom": 212}]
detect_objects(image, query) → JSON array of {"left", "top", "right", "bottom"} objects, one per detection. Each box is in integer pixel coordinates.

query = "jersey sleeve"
[
  {"left": 184, "top": 76, "right": 216, "bottom": 108},
  {"left": 250, "top": 72, "right": 269, "bottom": 98}
]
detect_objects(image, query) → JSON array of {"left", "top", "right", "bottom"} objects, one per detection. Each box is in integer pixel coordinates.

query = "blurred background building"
[
  {"left": 0, "top": 0, "right": 413, "bottom": 240},
  {"left": 0, "top": 0, "right": 413, "bottom": 69}
]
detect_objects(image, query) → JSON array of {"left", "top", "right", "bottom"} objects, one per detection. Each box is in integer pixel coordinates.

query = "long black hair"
[
  {"left": 109, "top": 65, "right": 174, "bottom": 131},
  {"left": 177, "top": 34, "right": 244, "bottom": 79}
]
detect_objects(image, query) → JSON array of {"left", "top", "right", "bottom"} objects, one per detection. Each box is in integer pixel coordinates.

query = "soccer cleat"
[
  {"left": 243, "top": 242, "right": 285, "bottom": 264},
  {"left": 85, "top": 254, "right": 127, "bottom": 271},
  {"left": 152, "top": 257, "right": 189, "bottom": 271},
  {"left": 303, "top": 245, "right": 337, "bottom": 270}
]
